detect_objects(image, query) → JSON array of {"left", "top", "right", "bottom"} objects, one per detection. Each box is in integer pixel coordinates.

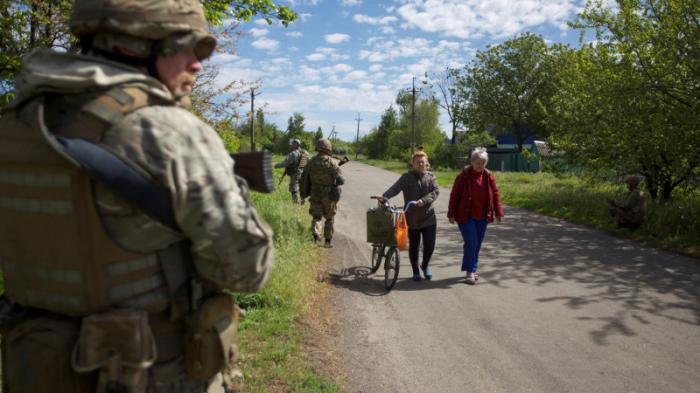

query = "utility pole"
[
  {"left": 355, "top": 113, "right": 362, "bottom": 159},
  {"left": 411, "top": 76, "right": 416, "bottom": 151},
  {"left": 249, "top": 88, "right": 260, "bottom": 152},
  {"left": 328, "top": 123, "right": 336, "bottom": 143}
]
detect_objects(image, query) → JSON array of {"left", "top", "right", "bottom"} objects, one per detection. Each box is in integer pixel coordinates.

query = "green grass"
[
  {"left": 234, "top": 164, "right": 341, "bottom": 392},
  {"left": 359, "top": 158, "right": 700, "bottom": 257}
]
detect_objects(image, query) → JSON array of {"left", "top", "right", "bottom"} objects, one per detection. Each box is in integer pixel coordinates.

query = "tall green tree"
[
  {"left": 361, "top": 105, "right": 400, "bottom": 159},
  {"left": 392, "top": 91, "right": 444, "bottom": 158},
  {"left": 550, "top": 0, "right": 699, "bottom": 200},
  {"left": 458, "top": 33, "right": 559, "bottom": 151},
  {"left": 286, "top": 112, "right": 305, "bottom": 137},
  {"left": 425, "top": 67, "right": 469, "bottom": 144}
]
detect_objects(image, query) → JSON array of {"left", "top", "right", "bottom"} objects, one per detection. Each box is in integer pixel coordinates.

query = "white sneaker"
[{"left": 465, "top": 272, "right": 476, "bottom": 285}]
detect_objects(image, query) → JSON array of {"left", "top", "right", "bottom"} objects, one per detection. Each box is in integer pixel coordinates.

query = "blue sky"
[{"left": 210, "top": 0, "right": 588, "bottom": 142}]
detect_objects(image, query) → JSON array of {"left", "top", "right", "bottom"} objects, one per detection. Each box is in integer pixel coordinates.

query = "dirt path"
[{"left": 326, "top": 161, "right": 700, "bottom": 393}]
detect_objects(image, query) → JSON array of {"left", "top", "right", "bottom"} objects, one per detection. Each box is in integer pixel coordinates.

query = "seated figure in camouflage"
[{"left": 608, "top": 175, "right": 647, "bottom": 229}]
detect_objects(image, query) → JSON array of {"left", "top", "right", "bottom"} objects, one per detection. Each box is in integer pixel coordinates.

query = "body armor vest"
[{"left": 0, "top": 87, "right": 190, "bottom": 317}]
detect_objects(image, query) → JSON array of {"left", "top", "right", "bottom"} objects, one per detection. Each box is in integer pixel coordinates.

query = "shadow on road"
[{"left": 434, "top": 206, "right": 700, "bottom": 345}]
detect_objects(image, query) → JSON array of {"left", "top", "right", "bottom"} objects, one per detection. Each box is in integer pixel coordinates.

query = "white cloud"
[
  {"left": 380, "top": 26, "right": 396, "bottom": 34},
  {"left": 359, "top": 37, "right": 433, "bottom": 62},
  {"left": 353, "top": 14, "right": 398, "bottom": 25},
  {"left": 249, "top": 28, "right": 268, "bottom": 37},
  {"left": 307, "top": 53, "right": 326, "bottom": 61},
  {"left": 369, "top": 64, "right": 383, "bottom": 73},
  {"left": 343, "top": 70, "right": 369, "bottom": 82},
  {"left": 254, "top": 19, "right": 270, "bottom": 27},
  {"left": 308, "top": 47, "right": 351, "bottom": 61},
  {"left": 333, "top": 64, "right": 354, "bottom": 73},
  {"left": 341, "top": 0, "right": 363, "bottom": 6},
  {"left": 251, "top": 37, "right": 280, "bottom": 51},
  {"left": 285, "top": 31, "right": 303, "bottom": 38},
  {"left": 324, "top": 33, "right": 351, "bottom": 44},
  {"left": 298, "top": 13, "right": 313, "bottom": 23},
  {"left": 287, "top": 0, "right": 321, "bottom": 5},
  {"left": 396, "top": 0, "right": 578, "bottom": 39}
]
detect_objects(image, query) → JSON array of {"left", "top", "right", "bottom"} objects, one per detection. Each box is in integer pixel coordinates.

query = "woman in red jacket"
[{"left": 447, "top": 148, "right": 504, "bottom": 284}]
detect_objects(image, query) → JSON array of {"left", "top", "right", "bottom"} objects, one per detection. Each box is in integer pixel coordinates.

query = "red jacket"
[{"left": 447, "top": 167, "right": 504, "bottom": 224}]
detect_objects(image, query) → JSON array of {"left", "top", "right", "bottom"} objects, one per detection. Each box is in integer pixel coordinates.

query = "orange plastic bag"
[{"left": 394, "top": 211, "right": 409, "bottom": 251}]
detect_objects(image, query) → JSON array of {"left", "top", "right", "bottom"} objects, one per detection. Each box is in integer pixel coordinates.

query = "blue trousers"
[{"left": 458, "top": 218, "right": 488, "bottom": 273}]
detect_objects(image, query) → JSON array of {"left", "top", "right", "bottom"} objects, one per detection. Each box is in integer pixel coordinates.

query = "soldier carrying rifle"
[
  {"left": 275, "top": 138, "right": 309, "bottom": 204},
  {"left": 0, "top": 1, "right": 273, "bottom": 392}
]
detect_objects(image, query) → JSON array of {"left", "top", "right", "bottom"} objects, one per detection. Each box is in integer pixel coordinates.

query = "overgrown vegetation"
[
  {"left": 235, "top": 167, "right": 340, "bottom": 392},
  {"left": 362, "top": 159, "right": 699, "bottom": 257}
]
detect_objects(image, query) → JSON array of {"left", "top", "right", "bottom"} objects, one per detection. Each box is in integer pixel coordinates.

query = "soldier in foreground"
[
  {"left": 0, "top": 1, "right": 273, "bottom": 392},
  {"left": 274, "top": 138, "right": 308, "bottom": 204},
  {"left": 300, "top": 139, "right": 345, "bottom": 247},
  {"left": 608, "top": 175, "right": 647, "bottom": 229}
]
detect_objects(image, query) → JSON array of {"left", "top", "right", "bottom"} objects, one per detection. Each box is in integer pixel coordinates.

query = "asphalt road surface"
[{"left": 327, "top": 161, "right": 700, "bottom": 393}]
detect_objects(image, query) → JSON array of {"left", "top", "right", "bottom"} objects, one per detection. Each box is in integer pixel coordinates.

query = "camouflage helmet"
[
  {"left": 70, "top": 0, "right": 216, "bottom": 60},
  {"left": 289, "top": 138, "right": 301, "bottom": 146},
  {"left": 316, "top": 138, "right": 332, "bottom": 153}
]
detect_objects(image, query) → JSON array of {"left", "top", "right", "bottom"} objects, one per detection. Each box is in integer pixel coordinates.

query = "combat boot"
[
  {"left": 313, "top": 234, "right": 321, "bottom": 246},
  {"left": 324, "top": 238, "right": 333, "bottom": 248}
]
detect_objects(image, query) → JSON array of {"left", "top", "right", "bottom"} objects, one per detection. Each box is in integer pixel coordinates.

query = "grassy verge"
[
  {"left": 234, "top": 164, "right": 341, "bottom": 392},
  {"left": 358, "top": 158, "right": 699, "bottom": 257}
]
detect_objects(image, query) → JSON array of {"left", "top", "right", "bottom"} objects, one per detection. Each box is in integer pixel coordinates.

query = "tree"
[
  {"left": 424, "top": 67, "right": 469, "bottom": 144},
  {"left": 392, "top": 92, "right": 444, "bottom": 159},
  {"left": 0, "top": 0, "right": 74, "bottom": 106},
  {"left": 286, "top": 112, "right": 305, "bottom": 136},
  {"left": 550, "top": 0, "right": 700, "bottom": 201},
  {"left": 360, "top": 105, "right": 400, "bottom": 159},
  {"left": 458, "top": 33, "right": 558, "bottom": 151},
  {"left": 314, "top": 126, "right": 323, "bottom": 143}
]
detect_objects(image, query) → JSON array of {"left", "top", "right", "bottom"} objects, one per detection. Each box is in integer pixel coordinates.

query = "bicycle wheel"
[
  {"left": 370, "top": 244, "right": 383, "bottom": 273},
  {"left": 384, "top": 246, "right": 400, "bottom": 290}
]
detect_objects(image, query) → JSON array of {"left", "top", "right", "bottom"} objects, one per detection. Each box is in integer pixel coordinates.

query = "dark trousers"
[{"left": 408, "top": 224, "right": 437, "bottom": 274}]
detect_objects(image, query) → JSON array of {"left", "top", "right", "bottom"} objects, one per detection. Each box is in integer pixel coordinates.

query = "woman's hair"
[
  {"left": 470, "top": 147, "right": 488, "bottom": 164},
  {"left": 412, "top": 150, "right": 428, "bottom": 162}
]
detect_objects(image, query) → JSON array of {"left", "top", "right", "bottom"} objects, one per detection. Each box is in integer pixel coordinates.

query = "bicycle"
[{"left": 367, "top": 196, "right": 417, "bottom": 290}]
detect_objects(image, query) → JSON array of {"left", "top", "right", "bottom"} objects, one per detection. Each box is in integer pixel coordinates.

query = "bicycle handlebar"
[{"left": 370, "top": 196, "right": 418, "bottom": 213}]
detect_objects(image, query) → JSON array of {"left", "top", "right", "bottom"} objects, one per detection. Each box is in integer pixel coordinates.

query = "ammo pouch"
[
  {"left": 4, "top": 315, "right": 93, "bottom": 393},
  {"left": 184, "top": 293, "right": 239, "bottom": 381},
  {"left": 72, "top": 309, "right": 156, "bottom": 393},
  {"left": 329, "top": 185, "right": 342, "bottom": 202}
]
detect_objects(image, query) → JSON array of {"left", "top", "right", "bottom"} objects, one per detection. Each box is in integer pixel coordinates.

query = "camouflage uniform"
[
  {"left": 0, "top": 1, "right": 272, "bottom": 392},
  {"left": 300, "top": 139, "right": 344, "bottom": 247},
  {"left": 275, "top": 142, "right": 303, "bottom": 203},
  {"left": 608, "top": 187, "right": 646, "bottom": 229}
]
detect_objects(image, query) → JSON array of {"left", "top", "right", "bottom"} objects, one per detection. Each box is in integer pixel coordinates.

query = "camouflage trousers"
[
  {"left": 288, "top": 171, "right": 301, "bottom": 203},
  {"left": 309, "top": 198, "right": 337, "bottom": 240}
]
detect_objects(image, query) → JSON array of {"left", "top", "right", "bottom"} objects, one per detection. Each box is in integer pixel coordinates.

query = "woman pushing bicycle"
[{"left": 376, "top": 150, "right": 440, "bottom": 281}]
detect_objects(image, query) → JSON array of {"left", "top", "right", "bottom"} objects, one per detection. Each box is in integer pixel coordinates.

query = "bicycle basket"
[{"left": 366, "top": 207, "right": 397, "bottom": 245}]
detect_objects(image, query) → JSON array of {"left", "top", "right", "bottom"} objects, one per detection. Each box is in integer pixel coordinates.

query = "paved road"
[{"left": 327, "top": 161, "right": 700, "bottom": 393}]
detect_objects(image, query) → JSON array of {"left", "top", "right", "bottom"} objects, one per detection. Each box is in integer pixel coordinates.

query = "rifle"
[
  {"left": 278, "top": 167, "right": 289, "bottom": 187},
  {"left": 230, "top": 150, "right": 275, "bottom": 193},
  {"left": 333, "top": 155, "right": 350, "bottom": 166}
]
